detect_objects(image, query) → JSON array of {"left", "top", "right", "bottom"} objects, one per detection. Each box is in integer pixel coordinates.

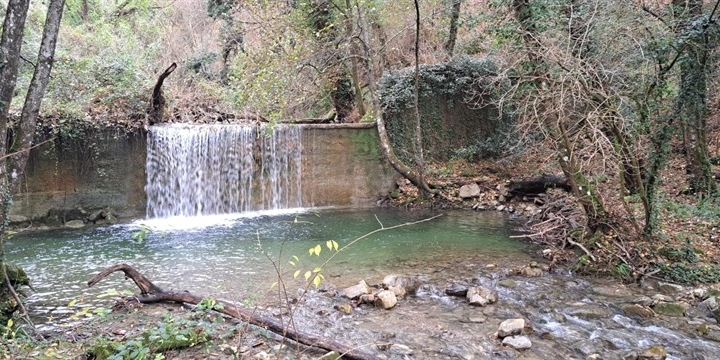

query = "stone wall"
[{"left": 10, "top": 124, "right": 398, "bottom": 226}]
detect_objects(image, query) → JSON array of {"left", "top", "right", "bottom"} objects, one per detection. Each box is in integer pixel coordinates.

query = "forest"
[{"left": 0, "top": 0, "right": 719, "bottom": 358}]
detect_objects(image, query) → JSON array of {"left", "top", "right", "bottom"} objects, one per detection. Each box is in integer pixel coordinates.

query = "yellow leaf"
[
  {"left": 309, "top": 247, "right": 315, "bottom": 255},
  {"left": 332, "top": 240, "right": 339, "bottom": 251},
  {"left": 270, "top": 282, "right": 278, "bottom": 289},
  {"left": 314, "top": 244, "right": 322, "bottom": 256},
  {"left": 313, "top": 276, "right": 322, "bottom": 288},
  {"left": 68, "top": 299, "right": 77, "bottom": 307},
  {"left": 6, "top": 319, "right": 13, "bottom": 328},
  {"left": 289, "top": 261, "right": 296, "bottom": 266},
  {"left": 294, "top": 270, "right": 301, "bottom": 278},
  {"left": 304, "top": 271, "right": 312, "bottom": 280},
  {"left": 292, "top": 255, "right": 299, "bottom": 261},
  {"left": 313, "top": 267, "right": 322, "bottom": 273},
  {"left": 326, "top": 240, "right": 333, "bottom": 250}
]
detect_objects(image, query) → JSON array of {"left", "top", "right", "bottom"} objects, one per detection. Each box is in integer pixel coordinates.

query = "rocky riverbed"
[{"left": 274, "top": 254, "right": 720, "bottom": 360}]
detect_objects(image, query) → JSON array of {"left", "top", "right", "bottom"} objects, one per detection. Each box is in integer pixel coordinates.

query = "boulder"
[
  {"left": 459, "top": 183, "right": 481, "bottom": 199},
  {"left": 388, "top": 286, "right": 406, "bottom": 298},
  {"left": 87, "top": 209, "right": 105, "bottom": 222},
  {"left": 388, "top": 344, "right": 413, "bottom": 356},
  {"left": 502, "top": 335, "right": 532, "bottom": 350},
  {"left": 375, "top": 290, "right": 398, "bottom": 310},
  {"left": 657, "top": 282, "right": 683, "bottom": 295},
  {"left": 342, "top": 280, "right": 371, "bottom": 299},
  {"left": 8, "top": 215, "right": 28, "bottom": 223},
  {"left": 382, "top": 274, "right": 420, "bottom": 294},
  {"left": 467, "top": 286, "right": 498, "bottom": 306},
  {"left": 497, "top": 318, "right": 525, "bottom": 338}
]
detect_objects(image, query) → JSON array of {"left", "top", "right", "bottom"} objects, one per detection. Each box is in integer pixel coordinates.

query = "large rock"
[
  {"left": 375, "top": 290, "right": 398, "bottom": 310},
  {"left": 502, "top": 335, "right": 532, "bottom": 350},
  {"left": 445, "top": 283, "right": 468, "bottom": 297},
  {"left": 342, "top": 280, "right": 371, "bottom": 299},
  {"left": 382, "top": 274, "right": 420, "bottom": 294},
  {"left": 652, "top": 302, "right": 688, "bottom": 317},
  {"left": 622, "top": 304, "right": 654, "bottom": 319},
  {"left": 638, "top": 345, "right": 667, "bottom": 360},
  {"left": 459, "top": 183, "right": 481, "bottom": 199},
  {"left": 467, "top": 286, "right": 498, "bottom": 306},
  {"left": 497, "top": 318, "right": 525, "bottom": 338},
  {"left": 65, "top": 220, "right": 85, "bottom": 228}
]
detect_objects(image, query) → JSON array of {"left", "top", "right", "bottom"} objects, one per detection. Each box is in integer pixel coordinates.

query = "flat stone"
[
  {"left": 498, "top": 318, "right": 525, "bottom": 338},
  {"left": 375, "top": 290, "right": 398, "bottom": 309},
  {"left": 342, "top": 280, "right": 371, "bottom": 299},
  {"left": 501, "top": 335, "right": 532, "bottom": 350},
  {"left": 638, "top": 345, "right": 667, "bottom": 360},
  {"left": 498, "top": 279, "right": 517, "bottom": 288},
  {"left": 460, "top": 316, "right": 487, "bottom": 323},
  {"left": 334, "top": 304, "right": 353, "bottom": 315},
  {"left": 520, "top": 267, "right": 543, "bottom": 277},
  {"left": 459, "top": 183, "right": 481, "bottom": 199},
  {"left": 653, "top": 302, "right": 688, "bottom": 317},
  {"left": 657, "top": 282, "right": 684, "bottom": 295},
  {"left": 388, "top": 344, "right": 413, "bottom": 355},
  {"left": 445, "top": 283, "right": 468, "bottom": 297},
  {"left": 65, "top": 220, "right": 85, "bottom": 228},
  {"left": 8, "top": 215, "right": 29, "bottom": 223},
  {"left": 593, "top": 285, "right": 633, "bottom": 297},
  {"left": 567, "top": 305, "right": 612, "bottom": 320},
  {"left": 467, "top": 286, "right": 498, "bottom": 306}
]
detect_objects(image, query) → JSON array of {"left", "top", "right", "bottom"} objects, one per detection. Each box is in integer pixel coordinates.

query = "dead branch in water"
[{"left": 88, "top": 263, "right": 378, "bottom": 360}]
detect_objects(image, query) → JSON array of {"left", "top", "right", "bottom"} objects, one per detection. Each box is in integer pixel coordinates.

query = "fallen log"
[
  {"left": 88, "top": 263, "right": 377, "bottom": 360},
  {"left": 507, "top": 174, "right": 571, "bottom": 197}
]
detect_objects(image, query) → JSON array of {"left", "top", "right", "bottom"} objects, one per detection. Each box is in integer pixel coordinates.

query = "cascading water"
[{"left": 145, "top": 123, "right": 303, "bottom": 218}]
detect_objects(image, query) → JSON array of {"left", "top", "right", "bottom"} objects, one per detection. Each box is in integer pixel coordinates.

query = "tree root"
[{"left": 88, "top": 263, "right": 377, "bottom": 360}]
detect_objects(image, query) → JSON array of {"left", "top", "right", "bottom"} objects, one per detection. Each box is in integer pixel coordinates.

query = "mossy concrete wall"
[{"left": 10, "top": 124, "right": 398, "bottom": 225}]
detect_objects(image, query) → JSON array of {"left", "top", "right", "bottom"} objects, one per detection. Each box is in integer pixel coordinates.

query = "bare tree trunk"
[
  {"left": 444, "top": 0, "right": 462, "bottom": 57},
  {"left": 345, "top": 0, "right": 365, "bottom": 117},
  {"left": 358, "top": 5, "right": 435, "bottom": 195},
  {"left": 0, "top": 0, "right": 31, "bottom": 324},
  {"left": 413, "top": 0, "right": 429, "bottom": 197},
  {"left": 10, "top": 0, "right": 66, "bottom": 192}
]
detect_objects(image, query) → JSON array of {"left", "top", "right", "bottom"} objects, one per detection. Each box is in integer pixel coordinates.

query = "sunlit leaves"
[{"left": 326, "top": 240, "right": 339, "bottom": 251}]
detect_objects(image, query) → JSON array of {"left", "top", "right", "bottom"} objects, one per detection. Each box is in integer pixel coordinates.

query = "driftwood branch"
[{"left": 88, "top": 263, "right": 377, "bottom": 360}]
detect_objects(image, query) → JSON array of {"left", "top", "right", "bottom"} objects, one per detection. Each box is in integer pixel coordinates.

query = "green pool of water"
[{"left": 5, "top": 208, "right": 528, "bottom": 329}]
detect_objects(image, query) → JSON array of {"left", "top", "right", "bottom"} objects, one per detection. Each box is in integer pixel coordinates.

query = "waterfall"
[{"left": 145, "top": 123, "right": 303, "bottom": 218}]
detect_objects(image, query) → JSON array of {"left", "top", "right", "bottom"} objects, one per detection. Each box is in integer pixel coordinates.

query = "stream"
[{"left": 6, "top": 209, "right": 720, "bottom": 359}]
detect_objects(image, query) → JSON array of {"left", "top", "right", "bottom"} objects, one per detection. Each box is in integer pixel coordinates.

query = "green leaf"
[{"left": 292, "top": 255, "right": 299, "bottom": 261}]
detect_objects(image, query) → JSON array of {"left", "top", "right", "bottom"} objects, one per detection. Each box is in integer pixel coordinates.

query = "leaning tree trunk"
[{"left": 358, "top": 5, "right": 435, "bottom": 195}]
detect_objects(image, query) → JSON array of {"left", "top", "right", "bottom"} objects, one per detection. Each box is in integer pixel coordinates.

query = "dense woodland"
[{"left": 0, "top": 0, "right": 719, "bottom": 357}]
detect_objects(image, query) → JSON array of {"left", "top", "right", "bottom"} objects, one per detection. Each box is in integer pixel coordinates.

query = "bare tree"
[{"left": 0, "top": 0, "right": 66, "bottom": 323}]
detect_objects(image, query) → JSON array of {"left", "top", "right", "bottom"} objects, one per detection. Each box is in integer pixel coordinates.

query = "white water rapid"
[{"left": 145, "top": 123, "right": 303, "bottom": 218}]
